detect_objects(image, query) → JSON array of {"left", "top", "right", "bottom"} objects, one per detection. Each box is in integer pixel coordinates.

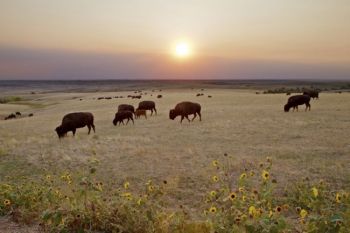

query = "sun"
[{"left": 174, "top": 42, "right": 191, "bottom": 58}]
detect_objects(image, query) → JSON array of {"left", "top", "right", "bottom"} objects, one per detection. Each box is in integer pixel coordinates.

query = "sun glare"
[{"left": 174, "top": 42, "right": 191, "bottom": 58}]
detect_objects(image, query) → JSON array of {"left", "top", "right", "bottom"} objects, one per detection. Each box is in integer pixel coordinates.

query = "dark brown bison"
[
  {"left": 284, "top": 95, "right": 311, "bottom": 112},
  {"left": 55, "top": 112, "right": 95, "bottom": 138},
  {"left": 169, "top": 101, "right": 201, "bottom": 123},
  {"left": 118, "top": 104, "right": 135, "bottom": 114},
  {"left": 303, "top": 90, "right": 319, "bottom": 99},
  {"left": 5, "top": 113, "right": 16, "bottom": 120},
  {"left": 113, "top": 111, "right": 134, "bottom": 126},
  {"left": 137, "top": 101, "right": 157, "bottom": 115}
]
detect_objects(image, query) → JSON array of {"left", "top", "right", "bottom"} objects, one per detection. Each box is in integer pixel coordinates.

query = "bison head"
[
  {"left": 55, "top": 126, "right": 66, "bottom": 138},
  {"left": 169, "top": 109, "right": 177, "bottom": 120},
  {"left": 113, "top": 118, "right": 117, "bottom": 126},
  {"left": 284, "top": 104, "right": 290, "bottom": 112}
]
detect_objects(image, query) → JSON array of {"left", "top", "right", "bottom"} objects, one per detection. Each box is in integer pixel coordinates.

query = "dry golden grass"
[{"left": 0, "top": 89, "right": 349, "bottom": 208}]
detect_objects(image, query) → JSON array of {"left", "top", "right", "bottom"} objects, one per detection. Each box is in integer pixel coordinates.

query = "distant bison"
[
  {"left": 169, "top": 101, "right": 201, "bottom": 123},
  {"left": 284, "top": 95, "right": 311, "bottom": 112},
  {"left": 5, "top": 113, "right": 16, "bottom": 120},
  {"left": 15, "top": 112, "right": 21, "bottom": 116},
  {"left": 55, "top": 112, "right": 95, "bottom": 138},
  {"left": 118, "top": 104, "right": 135, "bottom": 114},
  {"left": 113, "top": 111, "right": 134, "bottom": 126},
  {"left": 303, "top": 90, "right": 319, "bottom": 99},
  {"left": 137, "top": 101, "right": 157, "bottom": 115},
  {"left": 157, "top": 95, "right": 162, "bottom": 98},
  {"left": 135, "top": 109, "right": 147, "bottom": 119},
  {"left": 28, "top": 113, "right": 34, "bottom": 117}
]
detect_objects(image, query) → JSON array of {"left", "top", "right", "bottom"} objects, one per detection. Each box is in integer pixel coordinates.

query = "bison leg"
[
  {"left": 180, "top": 115, "right": 185, "bottom": 123},
  {"left": 154, "top": 108, "right": 157, "bottom": 115},
  {"left": 88, "top": 125, "right": 91, "bottom": 134},
  {"left": 126, "top": 118, "right": 130, "bottom": 125},
  {"left": 150, "top": 109, "right": 153, "bottom": 116},
  {"left": 130, "top": 117, "right": 134, "bottom": 124},
  {"left": 72, "top": 129, "right": 76, "bottom": 136},
  {"left": 185, "top": 115, "right": 190, "bottom": 123},
  {"left": 92, "top": 124, "right": 96, "bottom": 133},
  {"left": 192, "top": 113, "right": 197, "bottom": 121},
  {"left": 306, "top": 103, "right": 311, "bottom": 111},
  {"left": 198, "top": 112, "right": 202, "bottom": 121}
]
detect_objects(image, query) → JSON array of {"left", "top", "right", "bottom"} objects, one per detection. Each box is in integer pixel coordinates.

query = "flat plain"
[{"left": 0, "top": 87, "right": 349, "bottom": 209}]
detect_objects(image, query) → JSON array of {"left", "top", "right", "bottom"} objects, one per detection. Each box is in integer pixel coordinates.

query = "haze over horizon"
[{"left": 1, "top": 0, "right": 350, "bottom": 80}]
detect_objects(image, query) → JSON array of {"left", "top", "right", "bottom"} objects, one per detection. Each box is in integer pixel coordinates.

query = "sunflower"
[
  {"left": 239, "top": 173, "right": 247, "bottom": 180},
  {"left": 248, "top": 206, "right": 258, "bottom": 218},
  {"left": 123, "top": 181, "right": 130, "bottom": 189},
  {"left": 210, "top": 190, "right": 217, "bottom": 197},
  {"left": 335, "top": 193, "right": 341, "bottom": 203},
  {"left": 46, "top": 175, "right": 51, "bottom": 180},
  {"left": 137, "top": 198, "right": 142, "bottom": 205},
  {"left": 296, "top": 207, "right": 301, "bottom": 213},
  {"left": 242, "top": 195, "right": 247, "bottom": 202},
  {"left": 262, "top": 170, "right": 269, "bottom": 180},
  {"left": 3, "top": 199, "right": 11, "bottom": 206},
  {"left": 212, "top": 160, "right": 219, "bottom": 167},
  {"left": 209, "top": 206, "right": 217, "bottom": 213},
  {"left": 311, "top": 187, "right": 318, "bottom": 198},
  {"left": 249, "top": 171, "right": 255, "bottom": 177},
  {"left": 275, "top": 206, "right": 282, "bottom": 213},
  {"left": 148, "top": 185, "right": 154, "bottom": 192},
  {"left": 212, "top": 175, "right": 219, "bottom": 182},
  {"left": 266, "top": 157, "right": 272, "bottom": 163},
  {"left": 238, "top": 187, "right": 245, "bottom": 192},
  {"left": 229, "top": 192, "right": 237, "bottom": 201},
  {"left": 300, "top": 209, "right": 308, "bottom": 218}
]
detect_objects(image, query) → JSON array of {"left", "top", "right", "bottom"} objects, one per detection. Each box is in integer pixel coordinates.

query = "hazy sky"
[{"left": 1, "top": 0, "right": 350, "bottom": 80}]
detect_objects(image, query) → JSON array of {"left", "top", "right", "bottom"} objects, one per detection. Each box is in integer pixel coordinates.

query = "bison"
[
  {"left": 169, "top": 101, "right": 201, "bottom": 123},
  {"left": 118, "top": 104, "right": 135, "bottom": 114},
  {"left": 137, "top": 101, "right": 157, "bottom": 115},
  {"left": 303, "top": 90, "right": 319, "bottom": 99},
  {"left": 5, "top": 113, "right": 16, "bottom": 120},
  {"left": 135, "top": 109, "right": 147, "bottom": 119},
  {"left": 284, "top": 95, "right": 311, "bottom": 112},
  {"left": 113, "top": 111, "right": 134, "bottom": 126},
  {"left": 55, "top": 112, "right": 95, "bottom": 138}
]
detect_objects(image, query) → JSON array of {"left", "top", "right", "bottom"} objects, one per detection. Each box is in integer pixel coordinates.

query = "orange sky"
[{"left": 1, "top": 1, "right": 350, "bottom": 79}]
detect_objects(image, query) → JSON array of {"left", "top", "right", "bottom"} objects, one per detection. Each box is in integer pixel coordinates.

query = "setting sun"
[{"left": 174, "top": 42, "right": 191, "bottom": 58}]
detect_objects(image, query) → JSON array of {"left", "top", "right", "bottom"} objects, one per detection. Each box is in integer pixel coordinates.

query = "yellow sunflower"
[
  {"left": 209, "top": 206, "right": 217, "bottom": 214},
  {"left": 212, "top": 175, "right": 219, "bottom": 182},
  {"left": 311, "top": 187, "right": 318, "bottom": 198},
  {"left": 300, "top": 209, "right": 308, "bottom": 218},
  {"left": 335, "top": 193, "right": 341, "bottom": 203},
  {"left": 262, "top": 170, "right": 269, "bottom": 180},
  {"left": 212, "top": 160, "right": 219, "bottom": 167},
  {"left": 239, "top": 173, "right": 247, "bottom": 180},
  {"left": 229, "top": 192, "right": 237, "bottom": 201},
  {"left": 123, "top": 181, "right": 130, "bottom": 189},
  {"left": 210, "top": 190, "right": 217, "bottom": 197},
  {"left": 3, "top": 199, "right": 11, "bottom": 206}
]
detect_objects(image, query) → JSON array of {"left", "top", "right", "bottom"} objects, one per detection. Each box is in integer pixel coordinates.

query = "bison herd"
[
  {"left": 55, "top": 100, "right": 202, "bottom": 138},
  {"left": 54, "top": 90, "right": 320, "bottom": 138}
]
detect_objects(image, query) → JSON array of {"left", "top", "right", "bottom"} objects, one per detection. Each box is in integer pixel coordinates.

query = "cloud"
[{"left": 0, "top": 47, "right": 349, "bottom": 80}]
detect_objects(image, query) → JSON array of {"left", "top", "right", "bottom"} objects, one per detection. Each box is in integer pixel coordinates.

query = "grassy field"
[{"left": 0, "top": 88, "right": 349, "bottom": 232}]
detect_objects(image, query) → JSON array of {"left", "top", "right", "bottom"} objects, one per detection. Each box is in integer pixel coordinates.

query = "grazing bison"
[
  {"left": 118, "top": 104, "right": 135, "bottom": 114},
  {"left": 157, "top": 95, "right": 162, "bottom": 98},
  {"left": 135, "top": 109, "right": 147, "bottom": 119},
  {"left": 303, "top": 90, "right": 319, "bottom": 99},
  {"left": 15, "top": 112, "right": 21, "bottom": 116},
  {"left": 55, "top": 112, "right": 95, "bottom": 138},
  {"left": 169, "top": 101, "right": 201, "bottom": 123},
  {"left": 113, "top": 111, "right": 134, "bottom": 126},
  {"left": 284, "top": 95, "right": 311, "bottom": 112},
  {"left": 137, "top": 101, "right": 157, "bottom": 115},
  {"left": 28, "top": 113, "right": 34, "bottom": 117}
]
